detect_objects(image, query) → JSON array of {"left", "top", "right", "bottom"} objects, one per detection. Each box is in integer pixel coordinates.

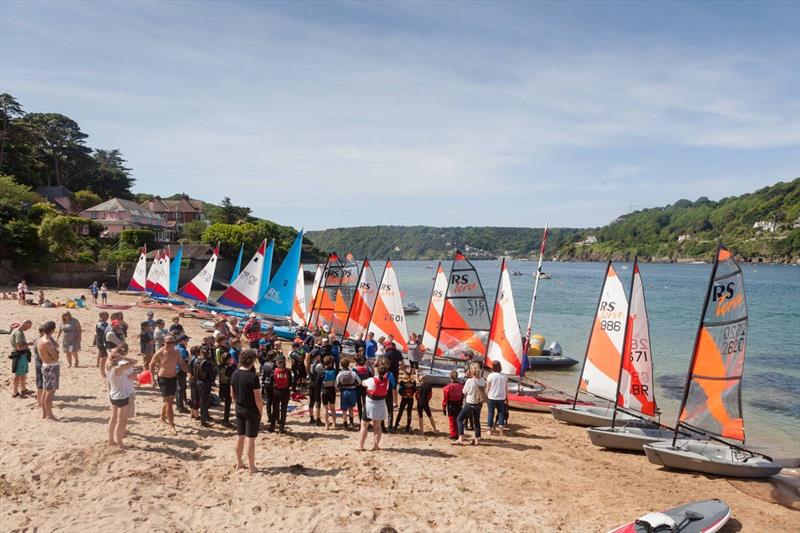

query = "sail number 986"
[{"left": 600, "top": 320, "right": 622, "bottom": 332}]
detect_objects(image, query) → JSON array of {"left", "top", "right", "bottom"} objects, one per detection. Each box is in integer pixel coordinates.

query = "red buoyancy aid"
[
  {"left": 368, "top": 375, "right": 389, "bottom": 400},
  {"left": 354, "top": 365, "right": 371, "bottom": 381},
  {"left": 273, "top": 367, "right": 290, "bottom": 390}
]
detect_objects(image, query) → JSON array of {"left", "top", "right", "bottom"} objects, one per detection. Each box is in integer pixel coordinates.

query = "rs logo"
[
  {"left": 451, "top": 274, "right": 470, "bottom": 284},
  {"left": 712, "top": 282, "right": 734, "bottom": 302}
]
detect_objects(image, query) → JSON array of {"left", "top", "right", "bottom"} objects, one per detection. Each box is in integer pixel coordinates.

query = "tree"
[
  {"left": 207, "top": 197, "right": 253, "bottom": 224},
  {"left": 37, "top": 215, "right": 103, "bottom": 260},
  {"left": 0, "top": 174, "right": 41, "bottom": 206},
  {"left": 87, "top": 149, "right": 135, "bottom": 198},
  {"left": 72, "top": 189, "right": 103, "bottom": 211},
  {"left": 0, "top": 93, "right": 24, "bottom": 170},
  {"left": 19, "top": 113, "right": 91, "bottom": 186},
  {"left": 119, "top": 228, "right": 156, "bottom": 250},
  {"left": 181, "top": 220, "right": 208, "bottom": 242}
]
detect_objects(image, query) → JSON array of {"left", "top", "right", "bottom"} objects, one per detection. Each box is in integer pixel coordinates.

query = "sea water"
[{"left": 299, "top": 260, "right": 799, "bottom": 457}]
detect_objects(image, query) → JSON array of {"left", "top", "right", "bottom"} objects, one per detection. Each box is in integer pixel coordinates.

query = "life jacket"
[
  {"left": 368, "top": 375, "right": 390, "bottom": 400},
  {"left": 398, "top": 373, "right": 416, "bottom": 397},
  {"left": 244, "top": 319, "right": 261, "bottom": 342},
  {"left": 273, "top": 367, "right": 290, "bottom": 390},
  {"left": 337, "top": 369, "right": 357, "bottom": 389},
  {"left": 309, "top": 362, "right": 324, "bottom": 387},
  {"left": 354, "top": 364, "right": 371, "bottom": 381},
  {"left": 95, "top": 321, "right": 108, "bottom": 348},
  {"left": 191, "top": 357, "right": 207, "bottom": 381},
  {"left": 322, "top": 368, "right": 337, "bottom": 388},
  {"left": 445, "top": 382, "right": 464, "bottom": 403}
]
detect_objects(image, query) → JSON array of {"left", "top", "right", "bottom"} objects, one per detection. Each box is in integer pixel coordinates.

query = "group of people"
[{"left": 8, "top": 300, "right": 512, "bottom": 474}]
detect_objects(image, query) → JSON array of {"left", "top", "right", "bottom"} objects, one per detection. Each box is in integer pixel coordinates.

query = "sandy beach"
[{"left": 0, "top": 288, "right": 797, "bottom": 532}]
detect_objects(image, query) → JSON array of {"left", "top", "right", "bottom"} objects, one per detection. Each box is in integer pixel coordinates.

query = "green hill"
[{"left": 308, "top": 179, "right": 800, "bottom": 263}]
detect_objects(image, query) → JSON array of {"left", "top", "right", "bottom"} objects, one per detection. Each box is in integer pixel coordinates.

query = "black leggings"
[
  {"left": 219, "top": 383, "right": 232, "bottom": 423},
  {"left": 395, "top": 396, "right": 414, "bottom": 429},
  {"left": 382, "top": 392, "right": 395, "bottom": 431},
  {"left": 417, "top": 402, "right": 432, "bottom": 418},
  {"left": 198, "top": 380, "right": 211, "bottom": 421},
  {"left": 271, "top": 388, "right": 290, "bottom": 429},
  {"left": 262, "top": 386, "right": 274, "bottom": 424},
  {"left": 309, "top": 386, "right": 322, "bottom": 412}
]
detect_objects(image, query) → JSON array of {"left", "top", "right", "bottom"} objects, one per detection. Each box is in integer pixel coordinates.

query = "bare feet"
[
  {"left": 249, "top": 466, "right": 257, "bottom": 474},
  {"left": 356, "top": 447, "right": 365, "bottom": 452},
  {"left": 234, "top": 463, "right": 245, "bottom": 470},
  {"left": 47, "top": 415, "right": 59, "bottom": 421}
]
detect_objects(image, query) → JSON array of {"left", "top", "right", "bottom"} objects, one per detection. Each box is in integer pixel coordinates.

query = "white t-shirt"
[
  {"left": 108, "top": 366, "right": 135, "bottom": 400},
  {"left": 486, "top": 372, "right": 508, "bottom": 400},
  {"left": 462, "top": 377, "right": 486, "bottom": 404}
]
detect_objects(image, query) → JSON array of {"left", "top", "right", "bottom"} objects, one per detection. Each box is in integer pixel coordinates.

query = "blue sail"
[
  {"left": 252, "top": 231, "right": 304, "bottom": 317},
  {"left": 258, "top": 239, "right": 275, "bottom": 301},
  {"left": 169, "top": 244, "right": 183, "bottom": 294},
  {"left": 230, "top": 244, "right": 244, "bottom": 284}
]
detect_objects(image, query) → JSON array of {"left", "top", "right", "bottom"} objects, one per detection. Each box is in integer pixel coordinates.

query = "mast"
[
  {"left": 429, "top": 256, "right": 450, "bottom": 372},
  {"left": 572, "top": 260, "right": 611, "bottom": 408},
  {"left": 523, "top": 223, "right": 549, "bottom": 350},
  {"left": 672, "top": 245, "right": 722, "bottom": 447},
  {"left": 311, "top": 253, "right": 334, "bottom": 331},
  {"left": 366, "top": 258, "right": 390, "bottom": 339},
  {"left": 610, "top": 257, "right": 637, "bottom": 429}
]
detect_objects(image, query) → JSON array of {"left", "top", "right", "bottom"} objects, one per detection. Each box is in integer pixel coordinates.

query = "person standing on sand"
[
  {"left": 57, "top": 311, "right": 82, "bottom": 368},
  {"left": 105, "top": 318, "right": 127, "bottom": 353},
  {"left": 17, "top": 280, "right": 28, "bottom": 305},
  {"left": 485, "top": 360, "right": 509, "bottom": 434},
  {"left": 365, "top": 332, "right": 378, "bottom": 361},
  {"left": 153, "top": 319, "right": 167, "bottom": 352},
  {"left": 99, "top": 283, "right": 108, "bottom": 304},
  {"left": 174, "top": 335, "right": 191, "bottom": 413},
  {"left": 358, "top": 356, "right": 390, "bottom": 451},
  {"left": 149, "top": 334, "right": 189, "bottom": 434},
  {"left": 95, "top": 312, "right": 110, "bottom": 378},
  {"left": 106, "top": 348, "right": 138, "bottom": 447},
  {"left": 416, "top": 373, "right": 436, "bottom": 434},
  {"left": 89, "top": 281, "right": 99, "bottom": 304},
  {"left": 270, "top": 355, "right": 292, "bottom": 433},
  {"left": 407, "top": 333, "right": 421, "bottom": 370},
  {"left": 243, "top": 313, "right": 261, "bottom": 349},
  {"left": 454, "top": 362, "right": 486, "bottom": 446},
  {"left": 231, "top": 349, "right": 263, "bottom": 473},
  {"left": 441, "top": 370, "right": 463, "bottom": 440},
  {"left": 37, "top": 321, "right": 60, "bottom": 421},
  {"left": 10, "top": 320, "right": 33, "bottom": 398},
  {"left": 168, "top": 315, "right": 184, "bottom": 337}
]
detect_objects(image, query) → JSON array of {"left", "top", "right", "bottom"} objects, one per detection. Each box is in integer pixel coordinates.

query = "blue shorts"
[{"left": 340, "top": 388, "right": 358, "bottom": 410}]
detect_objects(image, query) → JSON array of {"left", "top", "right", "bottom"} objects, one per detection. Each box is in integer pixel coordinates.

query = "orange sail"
[
  {"left": 677, "top": 246, "right": 747, "bottom": 441},
  {"left": 344, "top": 259, "right": 378, "bottom": 339},
  {"left": 421, "top": 263, "right": 447, "bottom": 355},
  {"left": 332, "top": 288, "right": 350, "bottom": 335},
  {"left": 486, "top": 259, "right": 524, "bottom": 375},
  {"left": 433, "top": 251, "right": 491, "bottom": 361},
  {"left": 367, "top": 259, "right": 409, "bottom": 351}
]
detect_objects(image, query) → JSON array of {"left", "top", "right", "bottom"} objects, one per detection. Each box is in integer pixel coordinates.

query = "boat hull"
[
  {"left": 526, "top": 355, "right": 579, "bottom": 369},
  {"left": 587, "top": 426, "right": 674, "bottom": 452},
  {"left": 607, "top": 498, "right": 731, "bottom": 533},
  {"left": 508, "top": 392, "right": 591, "bottom": 413},
  {"left": 643, "top": 440, "right": 783, "bottom": 478},
  {"left": 550, "top": 405, "right": 639, "bottom": 427}
]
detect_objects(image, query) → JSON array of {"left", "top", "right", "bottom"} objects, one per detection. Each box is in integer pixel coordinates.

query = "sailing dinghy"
[
  {"left": 216, "top": 239, "right": 269, "bottom": 309},
  {"left": 177, "top": 244, "right": 220, "bottom": 303},
  {"left": 127, "top": 245, "right": 148, "bottom": 293},
  {"left": 588, "top": 259, "right": 674, "bottom": 451},
  {"left": 343, "top": 258, "right": 379, "bottom": 340},
  {"left": 551, "top": 262, "right": 641, "bottom": 427},
  {"left": 367, "top": 259, "right": 409, "bottom": 351},
  {"left": 643, "top": 246, "right": 782, "bottom": 478}
]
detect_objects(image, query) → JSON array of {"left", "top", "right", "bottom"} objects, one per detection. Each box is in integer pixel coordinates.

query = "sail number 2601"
[{"left": 383, "top": 313, "right": 404, "bottom": 323}]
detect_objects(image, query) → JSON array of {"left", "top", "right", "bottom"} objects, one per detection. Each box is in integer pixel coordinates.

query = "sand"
[{"left": 0, "top": 288, "right": 797, "bottom": 532}]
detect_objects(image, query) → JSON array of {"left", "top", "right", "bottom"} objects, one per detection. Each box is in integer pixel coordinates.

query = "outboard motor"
[{"left": 548, "top": 341, "right": 563, "bottom": 356}]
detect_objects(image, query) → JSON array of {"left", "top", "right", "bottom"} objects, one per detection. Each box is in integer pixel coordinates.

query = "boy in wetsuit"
[
  {"left": 307, "top": 353, "right": 324, "bottom": 426},
  {"left": 270, "top": 355, "right": 293, "bottom": 433},
  {"left": 216, "top": 338, "right": 234, "bottom": 426},
  {"left": 416, "top": 373, "right": 437, "bottom": 434},
  {"left": 260, "top": 350, "right": 276, "bottom": 429},
  {"left": 289, "top": 343, "right": 305, "bottom": 391}
]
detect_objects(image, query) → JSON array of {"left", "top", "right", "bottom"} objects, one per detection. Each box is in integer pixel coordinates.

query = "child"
[
  {"left": 394, "top": 365, "right": 416, "bottom": 433},
  {"left": 321, "top": 355, "right": 338, "bottom": 430},
  {"left": 307, "top": 353, "right": 324, "bottom": 426},
  {"left": 416, "top": 373, "right": 437, "bottom": 434},
  {"left": 95, "top": 312, "right": 110, "bottom": 378},
  {"left": 353, "top": 354, "right": 371, "bottom": 421},
  {"left": 442, "top": 370, "right": 464, "bottom": 440},
  {"left": 270, "top": 355, "right": 292, "bottom": 433},
  {"left": 260, "top": 350, "right": 276, "bottom": 429},
  {"left": 99, "top": 283, "right": 108, "bottom": 304},
  {"left": 215, "top": 340, "right": 234, "bottom": 426},
  {"left": 139, "top": 321, "right": 155, "bottom": 370},
  {"left": 194, "top": 345, "right": 216, "bottom": 426},
  {"left": 381, "top": 366, "right": 397, "bottom": 433},
  {"left": 188, "top": 346, "right": 201, "bottom": 420},
  {"left": 289, "top": 342, "right": 305, "bottom": 391},
  {"left": 335, "top": 357, "right": 361, "bottom": 430},
  {"left": 358, "top": 357, "right": 390, "bottom": 451}
]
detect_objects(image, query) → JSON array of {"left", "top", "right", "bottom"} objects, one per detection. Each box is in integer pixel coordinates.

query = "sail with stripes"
[
  {"left": 169, "top": 244, "right": 183, "bottom": 294},
  {"left": 307, "top": 264, "right": 323, "bottom": 327},
  {"left": 617, "top": 259, "right": 657, "bottom": 416},
  {"left": 578, "top": 262, "right": 629, "bottom": 402},
  {"left": 310, "top": 254, "right": 341, "bottom": 332},
  {"left": 127, "top": 245, "right": 148, "bottom": 292},
  {"left": 252, "top": 232, "right": 303, "bottom": 318},
  {"left": 217, "top": 239, "right": 267, "bottom": 309},
  {"left": 433, "top": 251, "right": 491, "bottom": 362},
  {"left": 313, "top": 254, "right": 359, "bottom": 335},
  {"left": 677, "top": 246, "right": 747, "bottom": 441},
  {"left": 257, "top": 239, "right": 275, "bottom": 302},
  {"left": 367, "top": 259, "right": 409, "bottom": 351},
  {"left": 178, "top": 244, "right": 219, "bottom": 303},
  {"left": 144, "top": 249, "right": 161, "bottom": 293},
  {"left": 421, "top": 263, "right": 447, "bottom": 355},
  {"left": 486, "top": 259, "right": 524, "bottom": 375},
  {"left": 344, "top": 259, "right": 379, "bottom": 340},
  {"left": 292, "top": 266, "right": 307, "bottom": 326},
  {"left": 152, "top": 248, "right": 171, "bottom": 298}
]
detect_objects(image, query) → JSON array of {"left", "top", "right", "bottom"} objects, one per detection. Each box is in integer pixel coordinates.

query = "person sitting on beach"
[
  {"left": 394, "top": 364, "right": 416, "bottom": 433},
  {"left": 270, "top": 355, "right": 292, "bottom": 434},
  {"left": 307, "top": 352, "right": 324, "bottom": 426},
  {"left": 57, "top": 311, "right": 82, "bottom": 368},
  {"left": 454, "top": 362, "right": 486, "bottom": 446},
  {"left": 99, "top": 283, "right": 108, "bottom": 304},
  {"left": 10, "top": 320, "right": 33, "bottom": 398},
  {"left": 149, "top": 334, "right": 189, "bottom": 434},
  {"left": 358, "top": 356, "right": 390, "bottom": 451},
  {"left": 486, "top": 360, "right": 509, "bottom": 435},
  {"left": 231, "top": 349, "right": 263, "bottom": 474},
  {"left": 106, "top": 347, "right": 138, "bottom": 447},
  {"left": 335, "top": 357, "right": 361, "bottom": 430},
  {"left": 442, "top": 370, "right": 464, "bottom": 441},
  {"left": 416, "top": 372, "right": 436, "bottom": 434},
  {"left": 37, "top": 290, "right": 45, "bottom": 306},
  {"left": 37, "top": 320, "right": 60, "bottom": 421},
  {"left": 95, "top": 312, "right": 110, "bottom": 378},
  {"left": 321, "top": 355, "right": 338, "bottom": 430}
]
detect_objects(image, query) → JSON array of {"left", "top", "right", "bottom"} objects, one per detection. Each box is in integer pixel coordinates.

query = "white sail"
[
  {"left": 421, "top": 263, "right": 447, "bottom": 355},
  {"left": 217, "top": 239, "right": 267, "bottom": 309},
  {"left": 127, "top": 246, "right": 148, "bottom": 292},
  {"left": 292, "top": 266, "right": 307, "bottom": 326},
  {"left": 486, "top": 260, "right": 524, "bottom": 375},
  {"left": 367, "top": 260, "right": 409, "bottom": 351},
  {"left": 178, "top": 244, "right": 219, "bottom": 302}
]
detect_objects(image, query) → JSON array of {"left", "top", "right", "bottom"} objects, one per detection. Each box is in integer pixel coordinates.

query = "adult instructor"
[
  {"left": 231, "top": 349, "right": 263, "bottom": 473},
  {"left": 149, "top": 334, "right": 189, "bottom": 434}
]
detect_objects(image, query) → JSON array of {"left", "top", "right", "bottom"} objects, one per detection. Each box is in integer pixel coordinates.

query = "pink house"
[{"left": 80, "top": 198, "right": 177, "bottom": 242}]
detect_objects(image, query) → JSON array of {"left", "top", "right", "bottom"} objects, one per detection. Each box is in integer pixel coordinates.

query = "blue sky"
[{"left": 2, "top": 0, "right": 798, "bottom": 230}]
